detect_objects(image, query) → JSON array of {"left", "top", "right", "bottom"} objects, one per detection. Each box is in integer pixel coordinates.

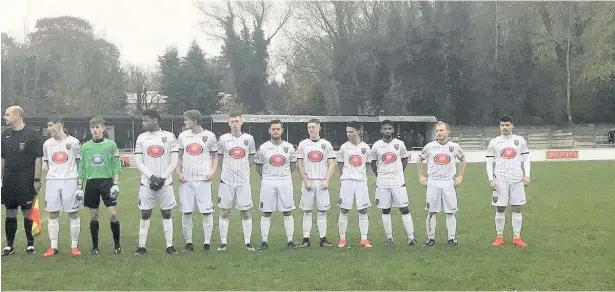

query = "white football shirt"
[
  {"left": 336, "top": 141, "right": 371, "bottom": 181},
  {"left": 486, "top": 134, "right": 530, "bottom": 182},
  {"left": 43, "top": 135, "right": 81, "bottom": 179},
  {"left": 178, "top": 128, "right": 218, "bottom": 181},
  {"left": 370, "top": 138, "right": 409, "bottom": 187},
  {"left": 135, "top": 130, "right": 179, "bottom": 186},
  {"left": 419, "top": 140, "right": 464, "bottom": 181},
  {"left": 297, "top": 138, "right": 336, "bottom": 180},
  {"left": 254, "top": 140, "right": 297, "bottom": 180},
  {"left": 218, "top": 133, "right": 256, "bottom": 186}
]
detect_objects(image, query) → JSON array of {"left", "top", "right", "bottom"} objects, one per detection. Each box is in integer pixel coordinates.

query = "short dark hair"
[
  {"left": 269, "top": 119, "right": 283, "bottom": 128},
  {"left": 307, "top": 118, "right": 320, "bottom": 125},
  {"left": 48, "top": 116, "right": 64, "bottom": 125},
  {"left": 183, "top": 109, "right": 201, "bottom": 124},
  {"left": 346, "top": 121, "right": 360, "bottom": 130},
  {"left": 380, "top": 119, "right": 394, "bottom": 128},
  {"left": 229, "top": 112, "right": 242, "bottom": 118},
  {"left": 89, "top": 117, "right": 105, "bottom": 127},
  {"left": 143, "top": 109, "right": 160, "bottom": 121},
  {"left": 499, "top": 115, "right": 513, "bottom": 124}
]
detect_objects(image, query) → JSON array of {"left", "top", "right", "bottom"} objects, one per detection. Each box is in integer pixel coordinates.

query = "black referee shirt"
[{"left": 1, "top": 125, "right": 43, "bottom": 179}]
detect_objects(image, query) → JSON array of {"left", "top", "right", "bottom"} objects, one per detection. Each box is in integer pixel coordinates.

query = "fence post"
[
  {"left": 593, "top": 124, "right": 597, "bottom": 148},
  {"left": 549, "top": 126, "right": 553, "bottom": 149}
]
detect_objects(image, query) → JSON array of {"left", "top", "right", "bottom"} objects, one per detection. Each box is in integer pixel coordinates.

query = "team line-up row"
[{"left": 1, "top": 107, "right": 531, "bottom": 257}]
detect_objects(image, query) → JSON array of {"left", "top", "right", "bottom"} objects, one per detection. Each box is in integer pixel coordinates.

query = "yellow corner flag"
[{"left": 29, "top": 196, "right": 42, "bottom": 238}]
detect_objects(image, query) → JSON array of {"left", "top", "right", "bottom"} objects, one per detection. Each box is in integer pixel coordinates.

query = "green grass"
[{"left": 2, "top": 161, "right": 615, "bottom": 290}]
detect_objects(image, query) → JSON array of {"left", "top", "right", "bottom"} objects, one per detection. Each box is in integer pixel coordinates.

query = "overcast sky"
[{"left": 1, "top": 0, "right": 237, "bottom": 70}]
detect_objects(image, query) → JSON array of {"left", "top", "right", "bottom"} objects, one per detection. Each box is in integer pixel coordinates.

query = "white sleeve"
[
  {"left": 400, "top": 142, "right": 410, "bottom": 159},
  {"left": 296, "top": 141, "right": 304, "bottom": 159},
  {"left": 522, "top": 154, "right": 531, "bottom": 178},
  {"left": 42, "top": 141, "right": 48, "bottom": 161},
  {"left": 248, "top": 137, "right": 257, "bottom": 155},
  {"left": 486, "top": 140, "right": 496, "bottom": 158},
  {"left": 335, "top": 146, "right": 344, "bottom": 163},
  {"left": 135, "top": 153, "right": 153, "bottom": 179},
  {"left": 486, "top": 157, "right": 495, "bottom": 181},
  {"left": 177, "top": 134, "right": 185, "bottom": 151},
  {"left": 326, "top": 142, "right": 336, "bottom": 159},
  {"left": 419, "top": 144, "right": 428, "bottom": 160},
  {"left": 209, "top": 134, "right": 218, "bottom": 153},
  {"left": 369, "top": 143, "right": 378, "bottom": 162},
  {"left": 289, "top": 144, "right": 298, "bottom": 163},
  {"left": 162, "top": 152, "right": 179, "bottom": 179},
  {"left": 456, "top": 144, "right": 465, "bottom": 160}
]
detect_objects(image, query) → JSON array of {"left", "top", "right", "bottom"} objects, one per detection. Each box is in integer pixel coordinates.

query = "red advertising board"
[{"left": 546, "top": 150, "right": 579, "bottom": 160}]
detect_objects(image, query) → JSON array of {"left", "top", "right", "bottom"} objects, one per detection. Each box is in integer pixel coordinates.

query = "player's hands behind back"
[{"left": 149, "top": 175, "right": 165, "bottom": 191}]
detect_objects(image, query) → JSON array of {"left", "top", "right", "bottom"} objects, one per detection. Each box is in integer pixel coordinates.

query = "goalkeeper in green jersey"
[{"left": 76, "top": 117, "right": 122, "bottom": 255}]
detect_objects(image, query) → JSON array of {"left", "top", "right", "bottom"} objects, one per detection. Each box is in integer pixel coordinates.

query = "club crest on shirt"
[
  {"left": 283, "top": 147, "right": 288, "bottom": 153},
  {"left": 66, "top": 143, "right": 72, "bottom": 150},
  {"left": 162, "top": 137, "right": 167, "bottom": 143},
  {"left": 321, "top": 143, "right": 327, "bottom": 150},
  {"left": 361, "top": 148, "right": 366, "bottom": 154},
  {"left": 244, "top": 139, "right": 249, "bottom": 146},
  {"left": 202, "top": 136, "right": 208, "bottom": 143},
  {"left": 514, "top": 140, "right": 519, "bottom": 146},
  {"left": 394, "top": 144, "right": 399, "bottom": 150},
  {"left": 449, "top": 146, "right": 454, "bottom": 153},
  {"left": 19, "top": 141, "right": 25, "bottom": 151}
]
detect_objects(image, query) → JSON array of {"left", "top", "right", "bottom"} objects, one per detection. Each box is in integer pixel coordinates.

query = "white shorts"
[
  {"left": 138, "top": 184, "right": 177, "bottom": 211},
  {"left": 492, "top": 178, "right": 527, "bottom": 207},
  {"left": 425, "top": 179, "right": 458, "bottom": 213},
  {"left": 45, "top": 179, "right": 79, "bottom": 212},
  {"left": 338, "top": 180, "right": 371, "bottom": 210},
  {"left": 179, "top": 181, "right": 214, "bottom": 214},
  {"left": 375, "top": 186, "right": 409, "bottom": 209},
  {"left": 259, "top": 179, "right": 295, "bottom": 213},
  {"left": 218, "top": 183, "right": 253, "bottom": 211},
  {"left": 299, "top": 179, "right": 331, "bottom": 211}
]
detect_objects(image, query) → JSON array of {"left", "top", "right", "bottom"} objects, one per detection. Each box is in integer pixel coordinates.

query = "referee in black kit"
[{"left": 1, "top": 106, "right": 43, "bottom": 256}]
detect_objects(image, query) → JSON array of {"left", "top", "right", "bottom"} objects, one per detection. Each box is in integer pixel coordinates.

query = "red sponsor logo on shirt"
[
  {"left": 270, "top": 154, "right": 286, "bottom": 167},
  {"left": 52, "top": 152, "right": 68, "bottom": 164},
  {"left": 434, "top": 153, "right": 450, "bottom": 165},
  {"left": 382, "top": 152, "right": 397, "bottom": 164},
  {"left": 349, "top": 155, "right": 363, "bottom": 167},
  {"left": 230, "top": 147, "right": 246, "bottom": 159},
  {"left": 147, "top": 145, "right": 164, "bottom": 158},
  {"left": 308, "top": 151, "right": 323, "bottom": 162},
  {"left": 501, "top": 147, "right": 517, "bottom": 159},
  {"left": 186, "top": 143, "right": 203, "bottom": 155}
]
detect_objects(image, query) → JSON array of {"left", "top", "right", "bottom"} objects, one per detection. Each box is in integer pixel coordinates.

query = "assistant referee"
[{"left": 1, "top": 106, "right": 43, "bottom": 256}]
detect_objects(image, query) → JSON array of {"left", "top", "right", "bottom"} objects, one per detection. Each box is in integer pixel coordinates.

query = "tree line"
[{"left": 2, "top": 2, "right": 614, "bottom": 125}]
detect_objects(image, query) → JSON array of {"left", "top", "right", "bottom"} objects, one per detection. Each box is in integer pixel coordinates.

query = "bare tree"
[{"left": 126, "top": 64, "right": 161, "bottom": 113}]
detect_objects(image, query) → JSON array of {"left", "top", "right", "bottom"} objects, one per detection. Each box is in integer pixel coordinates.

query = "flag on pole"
[{"left": 29, "top": 195, "right": 42, "bottom": 238}]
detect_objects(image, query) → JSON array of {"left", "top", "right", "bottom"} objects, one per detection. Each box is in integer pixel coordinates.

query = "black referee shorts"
[
  {"left": 1, "top": 177, "right": 36, "bottom": 210},
  {"left": 84, "top": 178, "right": 117, "bottom": 209}
]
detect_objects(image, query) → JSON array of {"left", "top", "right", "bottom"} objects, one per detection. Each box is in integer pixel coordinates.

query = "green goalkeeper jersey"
[{"left": 78, "top": 138, "right": 121, "bottom": 180}]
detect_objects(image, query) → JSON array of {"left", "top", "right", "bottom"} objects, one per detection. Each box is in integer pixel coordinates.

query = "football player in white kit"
[
  {"left": 42, "top": 117, "right": 83, "bottom": 257},
  {"left": 255, "top": 119, "right": 298, "bottom": 250},
  {"left": 134, "top": 109, "right": 179, "bottom": 255},
  {"left": 486, "top": 115, "right": 530, "bottom": 248},
  {"left": 336, "top": 121, "right": 373, "bottom": 248},
  {"left": 296, "top": 118, "right": 335, "bottom": 248},
  {"left": 370, "top": 120, "right": 417, "bottom": 247},
  {"left": 417, "top": 121, "right": 466, "bottom": 246},
  {"left": 216, "top": 113, "right": 257, "bottom": 251},
  {"left": 176, "top": 110, "right": 218, "bottom": 252}
]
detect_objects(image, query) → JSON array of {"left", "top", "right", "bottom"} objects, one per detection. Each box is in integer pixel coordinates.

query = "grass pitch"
[{"left": 2, "top": 161, "right": 615, "bottom": 290}]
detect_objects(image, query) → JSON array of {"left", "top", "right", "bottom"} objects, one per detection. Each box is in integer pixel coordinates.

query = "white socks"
[
  {"left": 219, "top": 217, "right": 229, "bottom": 245},
  {"left": 241, "top": 218, "right": 252, "bottom": 245},
  {"left": 426, "top": 213, "right": 437, "bottom": 239},
  {"left": 203, "top": 214, "right": 213, "bottom": 245},
  {"left": 182, "top": 213, "right": 193, "bottom": 244},
  {"left": 401, "top": 213, "right": 415, "bottom": 241},
  {"left": 358, "top": 213, "right": 369, "bottom": 240},
  {"left": 316, "top": 212, "right": 327, "bottom": 239},
  {"left": 382, "top": 214, "right": 393, "bottom": 239},
  {"left": 48, "top": 218, "right": 59, "bottom": 249},
  {"left": 338, "top": 212, "right": 348, "bottom": 240},
  {"left": 139, "top": 219, "right": 150, "bottom": 247},
  {"left": 162, "top": 218, "right": 173, "bottom": 247},
  {"left": 283, "top": 215, "right": 294, "bottom": 242},
  {"left": 260, "top": 216, "right": 270, "bottom": 242},
  {"left": 70, "top": 217, "right": 80, "bottom": 248},
  {"left": 512, "top": 212, "right": 522, "bottom": 237},
  {"left": 495, "top": 211, "right": 505, "bottom": 236},
  {"left": 302, "top": 212, "right": 313, "bottom": 238},
  {"left": 445, "top": 213, "right": 456, "bottom": 240}
]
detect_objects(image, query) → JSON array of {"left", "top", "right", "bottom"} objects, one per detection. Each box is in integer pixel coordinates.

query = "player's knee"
[
  {"left": 240, "top": 210, "right": 250, "bottom": 220},
  {"left": 427, "top": 212, "right": 437, "bottom": 219},
  {"left": 496, "top": 206, "right": 506, "bottom": 213},
  {"left": 90, "top": 209, "right": 99, "bottom": 221},
  {"left": 21, "top": 209, "right": 31, "bottom": 218},
  {"left": 49, "top": 212, "right": 60, "bottom": 219},
  {"left": 109, "top": 214, "right": 118, "bottom": 223},
  {"left": 141, "top": 210, "right": 152, "bottom": 220},
  {"left": 107, "top": 207, "right": 117, "bottom": 218},
  {"left": 399, "top": 207, "right": 410, "bottom": 215},
  {"left": 68, "top": 212, "right": 79, "bottom": 220},
  {"left": 381, "top": 208, "right": 392, "bottom": 215},
  {"left": 358, "top": 208, "right": 368, "bottom": 215},
  {"left": 262, "top": 212, "right": 272, "bottom": 217},
  {"left": 220, "top": 209, "right": 231, "bottom": 219},
  {"left": 161, "top": 209, "right": 172, "bottom": 219},
  {"left": 5, "top": 208, "right": 18, "bottom": 218},
  {"left": 282, "top": 211, "right": 292, "bottom": 217},
  {"left": 510, "top": 205, "right": 522, "bottom": 213},
  {"left": 183, "top": 212, "right": 193, "bottom": 216},
  {"left": 340, "top": 208, "right": 350, "bottom": 215}
]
